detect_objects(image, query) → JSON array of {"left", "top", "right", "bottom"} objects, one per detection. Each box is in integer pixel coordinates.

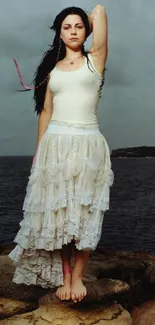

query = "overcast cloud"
[{"left": 0, "top": 0, "right": 155, "bottom": 155}]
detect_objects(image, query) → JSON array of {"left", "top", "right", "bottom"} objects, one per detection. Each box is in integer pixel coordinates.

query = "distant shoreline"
[
  {"left": 0, "top": 146, "right": 155, "bottom": 158},
  {"left": 111, "top": 146, "right": 155, "bottom": 158}
]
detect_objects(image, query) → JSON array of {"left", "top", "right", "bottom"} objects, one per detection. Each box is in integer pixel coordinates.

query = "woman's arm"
[
  {"left": 35, "top": 79, "right": 53, "bottom": 151},
  {"left": 88, "top": 5, "right": 108, "bottom": 71}
]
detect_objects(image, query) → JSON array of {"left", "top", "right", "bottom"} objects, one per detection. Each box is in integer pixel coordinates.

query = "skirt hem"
[{"left": 8, "top": 121, "right": 114, "bottom": 289}]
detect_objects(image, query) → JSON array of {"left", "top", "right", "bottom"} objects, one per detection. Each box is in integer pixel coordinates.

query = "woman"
[{"left": 8, "top": 5, "right": 114, "bottom": 304}]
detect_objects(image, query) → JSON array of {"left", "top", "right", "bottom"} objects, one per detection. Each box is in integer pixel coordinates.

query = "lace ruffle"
[
  {"left": 8, "top": 129, "right": 114, "bottom": 288},
  {"left": 10, "top": 206, "right": 104, "bottom": 251},
  {"left": 23, "top": 131, "right": 114, "bottom": 213},
  {"left": 9, "top": 246, "right": 63, "bottom": 288}
]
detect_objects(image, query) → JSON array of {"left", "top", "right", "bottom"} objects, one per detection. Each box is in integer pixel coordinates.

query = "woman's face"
[{"left": 60, "top": 14, "right": 86, "bottom": 50}]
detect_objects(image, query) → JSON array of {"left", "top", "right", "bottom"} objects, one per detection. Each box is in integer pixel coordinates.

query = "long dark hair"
[{"left": 33, "top": 6, "right": 106, "bottom": 115}]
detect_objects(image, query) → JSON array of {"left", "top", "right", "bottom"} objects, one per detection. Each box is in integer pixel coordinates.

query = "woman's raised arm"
[{"left": 88, "top": 5, "right": 108, "bottom": 67}]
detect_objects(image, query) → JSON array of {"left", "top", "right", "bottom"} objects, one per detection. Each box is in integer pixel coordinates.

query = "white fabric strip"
[{"left": 46, "top": 123, "right": 101, "bottom": 135}]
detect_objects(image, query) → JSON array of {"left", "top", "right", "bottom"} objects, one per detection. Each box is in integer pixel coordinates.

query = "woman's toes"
[
  {"left": 55, "top": 290, "right": 59, "bottom": 298},
  {"left": 71, "top": 278, "right": 87, "bottom": 303},
  {"left": 74, "top": 294, "right": 78, "bottom": 303},
  {"left": 79, "top": 293, "right": 83, "bottom": 301},
  {"left": 71, "top": 292, "right": 76, "bottom": 303},
  {"left": 55, "top": 283, "right": 71, "bottom": 301},
  {"left": 66, "top": 293, "right": 70, "bottom": 300},
  {"left": 61, "top": 293, "right": 65, "bottom": 300}
]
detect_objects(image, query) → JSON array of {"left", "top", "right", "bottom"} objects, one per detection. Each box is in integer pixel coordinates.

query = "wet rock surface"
[
  {"left": 1, "top": 243, "right": 155, "bottom": 324},
  {"left": 131, "top": 300, "right": 155, "bottom": 325}
]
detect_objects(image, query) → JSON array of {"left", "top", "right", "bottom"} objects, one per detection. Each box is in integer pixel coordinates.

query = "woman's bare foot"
[
  {"left": 71, "top": 277, "right": 87, "bottom": 303},
  {"left": 55, "top": 273, "right": 72, "bottom": 301}
]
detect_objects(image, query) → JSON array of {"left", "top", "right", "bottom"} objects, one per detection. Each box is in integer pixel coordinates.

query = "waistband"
[{"left": 46, "top": 120, "right": 100, "bottom": 135}]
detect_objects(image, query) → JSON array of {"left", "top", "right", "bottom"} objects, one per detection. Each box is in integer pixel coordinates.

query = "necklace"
[{"left": 64, "top": 54, "right": 84, "bottom": 65}]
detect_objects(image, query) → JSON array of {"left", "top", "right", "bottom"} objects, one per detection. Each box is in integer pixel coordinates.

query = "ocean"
[{"left": 0, "top": 156, "right": 155, "bottom": 254}]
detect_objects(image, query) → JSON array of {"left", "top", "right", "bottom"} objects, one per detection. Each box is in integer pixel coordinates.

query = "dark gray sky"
[{"left": 0, "top": 0, "right": 155, "bottom": 155}]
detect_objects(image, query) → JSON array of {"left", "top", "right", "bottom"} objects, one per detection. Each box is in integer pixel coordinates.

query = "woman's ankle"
[
  {"left": 63, "top": 271, "right": 72, "bottom": 286},
  {"left": 62, "top": 264, "right": 72, "bottom": 283},
  {"left": 72, "top": 271, "right": 83, "bottom": 281},
  {"left": 63, "top": 266, "right": 72, "bottom": 274}
]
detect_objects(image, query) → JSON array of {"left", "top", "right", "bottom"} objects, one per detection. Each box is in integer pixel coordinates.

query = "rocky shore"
[
  {"left": 1, "top": 243, "right": 155, "bottom": 324},
  {"left": 111, "top": 146, "right": 155, "bottom": 157}
]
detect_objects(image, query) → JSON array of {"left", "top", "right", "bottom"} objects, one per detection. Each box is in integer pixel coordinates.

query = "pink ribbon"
[
  {"left": 13, "top": 58, "right": 49, "bottom": 91},
  {"left": 13, "top": 58, "right": 34, "bottom": 91}
]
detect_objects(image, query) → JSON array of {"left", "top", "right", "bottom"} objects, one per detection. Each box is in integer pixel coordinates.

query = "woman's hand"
[
  {"left": 87, "top": 12, "right": 93, "bottom": 36},
  {"left": 87, "top": 5, "right": 106, "bottom": 38},
  {"left": 32, "top": 153, "right": 36, "bottom": 164}
]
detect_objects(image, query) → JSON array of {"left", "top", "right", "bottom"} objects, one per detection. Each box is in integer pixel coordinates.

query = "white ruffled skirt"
[{"left": 8, "top": 120, "right": 114, "bottom": 288}]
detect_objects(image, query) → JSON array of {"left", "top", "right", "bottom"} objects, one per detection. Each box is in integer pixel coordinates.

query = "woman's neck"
[{"left": 65, "top": 47, "right": 82, "bottom": 60}]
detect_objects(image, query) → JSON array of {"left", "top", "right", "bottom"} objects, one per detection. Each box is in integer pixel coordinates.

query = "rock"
[
  {"left": 2, "top": 244, "right": 155, "bottom": 324},
  {"left": 0, "top": 255, "right": 52, "bottom": 303},
  {"left": 0, "top": 243, "right": 15, "bottom": 256},
  {"left": 88, "top": 247, "right": 155, "bottom": 307},
  {"left": 0, "top": 255, "right": 129, "bottom": 319},
  {"left": 145, "top": 263, "right": 155, "bottom": 286},
  {"left": 0, "top": 298, "right": 132, "bottom": 325},
  {"left": 131, "top": 300, "right": 155, "bottom": 325},
  {"left": 90, "top": 248, "right": 152, "bottom": 285},
  {"left": 83, "top": 278, "right": 129, "bottom": 303},
  {"left": 0, "top": 298, "right": 36, "bottom": 320},
  {"left": 111, "top": 146, "right": 155, "bottom": 157}
]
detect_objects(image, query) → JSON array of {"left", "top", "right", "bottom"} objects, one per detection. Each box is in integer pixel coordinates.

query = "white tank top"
[{"left": 49, "top": 53, "right": 103, "bottom": 124}]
